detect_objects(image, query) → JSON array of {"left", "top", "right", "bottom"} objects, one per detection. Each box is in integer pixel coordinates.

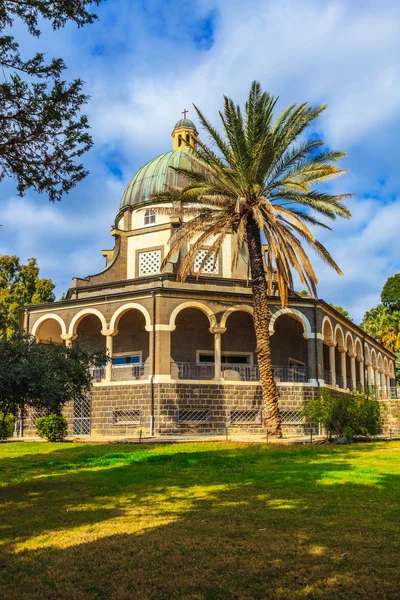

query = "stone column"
[
  {"left": 60, "top": 333, "right": 75, "bottom": 348},
  {"left": 210, "top": 327, "right": 226, "bottom": 380},
  {"left": 358, "top": 359, "right": 365, "bottom": 389},
  {"left": 308, "top": 337, "right": 323, "bottom": 383},
  {"left": 153, "top": 326, "right": 173, "bottom": 377},
  {"left": 382, "top": 371, "right": 386, "bottom": 394},
  {"left": 387, "top": 374, "right": 391, "bottom": 394},
  {"left": 349, "top": 352, "right": 357, "bottom": 390},
  {"left": 101, "top": 329, "right": 118, "bottom": 383},
  {"left": 382, "top": 373, "right": 388, "bottom": 397},
  {"left": 328, "top": 342, "right": 336, "bottom": 386},
  {"left": 338, "top": 346, "right": 346, "bottom": 388},
  {"left": 372, "top": 366, "right": 379, "bottom": 395},
  {"left": 366, "top": 362, "right": 373, "bottom": 388}
]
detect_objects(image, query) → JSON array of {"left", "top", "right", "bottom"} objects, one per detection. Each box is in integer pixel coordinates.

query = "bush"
[
  {"left": 36, "top": 414, "right": 68, "bottom": 442},
  {"left": 0, "top": 413, "right": 15, "bottom": 440},
  {"left": 303, "top": 388, "right": 381, "bottom": 440}
]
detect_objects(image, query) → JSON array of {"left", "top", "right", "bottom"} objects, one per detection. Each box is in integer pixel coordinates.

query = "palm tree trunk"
[{"left": 246, "top": 215, "right": 282, "bottom": 437}]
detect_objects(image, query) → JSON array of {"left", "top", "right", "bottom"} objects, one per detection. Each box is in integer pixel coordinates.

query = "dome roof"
[
  {"left": 173, "top": 118, "right": 198, "bottom": 132},
  {"left": 120, "top": 149, "right": 194, "bottom": 210}
]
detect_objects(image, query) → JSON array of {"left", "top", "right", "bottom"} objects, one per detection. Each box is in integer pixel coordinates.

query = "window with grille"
[
  {"left": 138, "top": 249, "right": 161, "bottom": 276},
  {"left": 113, "top": 409, "right": 141, "bottom": 425},
  {"left": 30, "top": 410, "right": 46, "bottom": 427},
  {"left": 193, "top": 249, "right": 219, "bottom": 274},
  {"left": 230, "top": 409, "right": 261, "bottom": 425},
  {"left": 177, "top": 409, "right": 211, "bottom": 424},
  {"left": 144, "top": 209, "right": 156, "bottom": 225}
]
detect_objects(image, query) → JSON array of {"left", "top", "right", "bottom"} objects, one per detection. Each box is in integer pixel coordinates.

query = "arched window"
[
  {"left": 178, "top": 134, "right": 182, "bottom": 147},
  {"left": 186, "top": 134, "right": 190, "bottom": 146},
  {"left": 144, "top": 209, "right": 156, "bottom": 225}
]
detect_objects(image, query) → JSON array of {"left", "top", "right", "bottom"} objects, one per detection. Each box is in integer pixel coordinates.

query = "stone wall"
[
  {"left": 22, "top": 383, "right": 400, "bottom": 439},
  {"left": 155, "top": 383, "right": 318, "bottom": 436},
  {"left": 379, "top": 400, "right": 400, "bottom": 437},
  {"left": 89, "top": 384, "right": 152, "bottom": 437}
]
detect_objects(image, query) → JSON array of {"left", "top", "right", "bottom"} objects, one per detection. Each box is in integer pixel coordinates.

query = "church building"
[{"left": 22, "top": 118, "right": 397, "bottom": 438}]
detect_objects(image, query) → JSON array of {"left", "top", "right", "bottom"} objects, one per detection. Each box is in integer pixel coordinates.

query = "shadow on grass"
[{"left": 0, "top": 442, "right": 399, "bottom": 599}]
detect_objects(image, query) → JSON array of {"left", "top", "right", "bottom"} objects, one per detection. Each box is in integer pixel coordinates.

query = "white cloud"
[
  {"left": 2, "top": 0, "right": 400, "bottom": 320},
  {"left": 86, "top": 0, "right": 400, "bottom": 154}
]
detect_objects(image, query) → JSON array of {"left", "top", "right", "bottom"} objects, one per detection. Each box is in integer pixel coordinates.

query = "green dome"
[
  {"left": 120, "top": 149, "right": 194, "bottom": 209},
  {"left": 173, "top": 118, "right": 197, "bottom": 132}
]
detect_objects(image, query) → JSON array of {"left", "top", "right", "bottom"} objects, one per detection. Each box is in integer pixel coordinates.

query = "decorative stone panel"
[
  {"left": 138, "top": 249, "right": 161, "bottom": 276},
  {"left": 194, "top": 250, "right": 219, "bottom": 274}
]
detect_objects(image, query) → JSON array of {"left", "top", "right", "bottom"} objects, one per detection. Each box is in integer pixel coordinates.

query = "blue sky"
[{"left": 0, "top": 0, "right": 399, "bottom": 322}]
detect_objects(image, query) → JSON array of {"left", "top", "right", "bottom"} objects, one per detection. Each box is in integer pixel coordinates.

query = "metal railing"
[
  {"left": 111, "top": 364, "right": 145, "bottom": 381},
  {"left": 324, "top": 370, "right": 332, "bottom": 385},
  {"left": 388, "top": 386, "right": 399, "bottom": 399},
  {"left": 222, "top": 364, "right": 260, "bottom": 381},
  {"left": 274, "top": 366, "right": 308, "bottom": 383},
  {"left": 91, "top": 366, "right": 105, "bottom": 382},
  {"left": 173, "top": 362, "right": 215, "bottom": 380},
  {"left": 172, "top": 363, "right": 310, "bottom": 383},
  {"left": 372, "top": 385, "right": 399, "bottom": 399},
  {"left": 92, "top": 364, "right": 147, "bottom": 382},
  {"left": 346, "top": 376, "right": 353, "bottom": 390},
  {"left": 335, "top": 374, "right": 344, "bottom": 389}
]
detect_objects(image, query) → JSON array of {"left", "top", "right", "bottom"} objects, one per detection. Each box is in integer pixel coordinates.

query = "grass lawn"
[{"left": 0, "top": 441, "right": 399, "bottom": 600}]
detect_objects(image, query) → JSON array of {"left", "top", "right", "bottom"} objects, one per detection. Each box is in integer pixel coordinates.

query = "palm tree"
[
  {"left": 151, "top": 81, "right": 351, "bottom": 436},
  {"left": 382, "top": 317, "right": 400, "bottom": 352},
  {"left": 361, "top": 304, "right": 400, "bottom": 352}
]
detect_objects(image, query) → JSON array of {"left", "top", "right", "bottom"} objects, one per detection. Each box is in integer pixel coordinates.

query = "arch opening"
[
  {"left": 169, "top": 302, "right": 216, "bottom": 330},
  {"left": 113, "top": 309, "right": 149, "bottom": 368},
  {"left": 222, "top": 311, "right": 256, "bottom": 366},
  {"left": 75, "top": 314, "right": 106, "bottom": 351},
  {"left": 171, "top": 308, "right": 214, "bottom": 376},
  {"left": 35, "top": 318, "right": 63, "bottom": 344},
  {"left": 322, "top": 317, "right": 334, "bottom": 378},
  {"left": 271, "top": 313, "right": 308, "bottom": 379},
  {"left": 270, "top": 308, "right": 311, "bottom": 339}
]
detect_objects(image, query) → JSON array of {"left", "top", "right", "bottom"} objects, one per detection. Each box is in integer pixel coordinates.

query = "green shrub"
[
  {"left": 0, "top": 413, "right": 15, "bottom": 440},
  {"left": 36, "top": 414, "right": 68, "bottom": 442},
  {"left": 303, "top": 388, "right": 381, "bottom": 440}
]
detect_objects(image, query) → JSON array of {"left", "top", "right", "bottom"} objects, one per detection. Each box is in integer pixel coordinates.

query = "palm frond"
[{"left": 152, "top": 81, "right": 350, "bottom": 307}]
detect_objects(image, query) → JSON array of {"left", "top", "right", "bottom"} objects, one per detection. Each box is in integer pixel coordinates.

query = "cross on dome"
[{"left": 182, "top": 108, "right": 189, "bottom": 119}]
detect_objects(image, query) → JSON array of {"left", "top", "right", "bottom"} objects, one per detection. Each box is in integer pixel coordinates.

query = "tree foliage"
[
  {"left": 361, "top": 276, "right": 400, "bottom": 382},
  {"left": 0, "top": 255, "right": 55, "bottom": 338},
  {"left": 0, "top": 334, "right": 108, "bottom": 435},
  {"left": 150, "top": 80, "right": 350, "bottom": 436},
  {"left": 361, "top": 304, "right": 400, "bottom": 353},
  {"left": 36, "top": 414, "right": 68, "bottom": 442},
  {"left": 381, "top": 273, "right": 400, "bottom": 312},
  {"left": 0, "top": 0, "right": 103, "bottom": 200},
  {"left": 152, "top": 82, "right": 350, "bottom": 300},
  {"left": 329, "top": 303, "right": 351, "bottom": 320},
  {"left": 0, "top": 412, "right": 14, "bottom": 439},
  {"left": 303, "top": 388, "right": 381, "bottom": 440}
]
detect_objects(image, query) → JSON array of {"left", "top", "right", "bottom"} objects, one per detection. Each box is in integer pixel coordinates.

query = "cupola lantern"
[{"left": 172, "top": 110, "right": 198, "bottom": 150}]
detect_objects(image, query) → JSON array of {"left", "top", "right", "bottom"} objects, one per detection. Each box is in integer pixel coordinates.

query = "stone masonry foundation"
[{"left": 22, "top": 383, "right": 399, "bottom": 439}]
